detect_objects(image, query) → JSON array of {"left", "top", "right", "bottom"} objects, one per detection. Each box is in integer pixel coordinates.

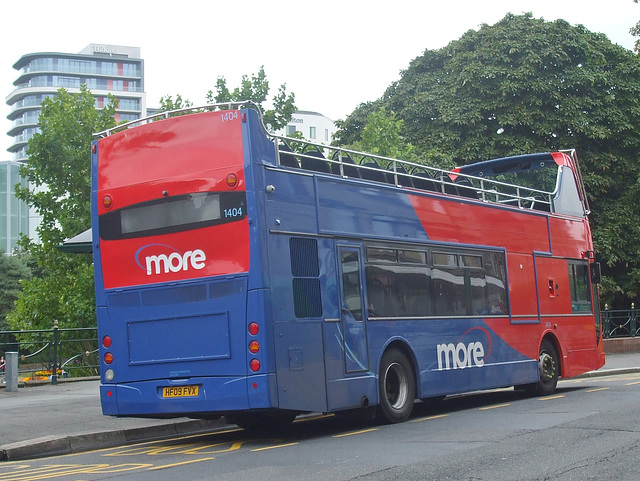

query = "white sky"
[{"left": 1, "top": 0, "right": 638, "bottom": 157}]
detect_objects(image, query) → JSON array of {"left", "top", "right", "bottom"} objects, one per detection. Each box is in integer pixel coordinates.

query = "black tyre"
[
  {"left": 376, "top": 349, "right": 416, "bottom": 423},
  {"left": 527, "top": 338, "right": 560, "bottom": 396}
]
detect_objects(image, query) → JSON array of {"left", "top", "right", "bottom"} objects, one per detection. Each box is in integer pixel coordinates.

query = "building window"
[
  {"left": 309, "top": 126, "right": 316, "bottom": 139},
  {"left": 325, "top": 129, "right": 329, "bottom": 141},
  {"left": 286, "top": 125, "right": 296, "bottom": 136}
]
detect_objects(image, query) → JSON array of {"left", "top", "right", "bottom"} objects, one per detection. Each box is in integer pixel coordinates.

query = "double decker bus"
[{"left": 91, "top": 102, "right": 604, "bottom": 427}]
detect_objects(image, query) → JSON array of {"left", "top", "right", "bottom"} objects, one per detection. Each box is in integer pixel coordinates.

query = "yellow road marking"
[
  {"left": 479, "top": 403, "right": 511, "bottom": 411},
  {"left": 0, "top": 463, "right": 151, "bottom": 481},
  {"left": 625, "top": 381, "right": 640, "bottom": 386},
  {"left": 106, "top": 440, "right": 244, "bottom": 456},
  {"left": 251, "top": 442, "right": 299, "bottom": 452},
  {"left": 539, "top": 395, "right": 565, "bottom": 401},
  {"left": 411, "top": 414, "right": 449, "bottom": 423},
  {"left": 586, "top": 387, "right": 609, "bottom": 392},
  {"left": 332, "top": 428, "right": 378, "bottom": 438},
  {"left": 148, "top": 457, "right": 214, "bottom": 471}
]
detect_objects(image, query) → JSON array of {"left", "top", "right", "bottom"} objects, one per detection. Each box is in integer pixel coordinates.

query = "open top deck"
[{"left": 96, "top": 102, "right": 589, "bottom": 218}]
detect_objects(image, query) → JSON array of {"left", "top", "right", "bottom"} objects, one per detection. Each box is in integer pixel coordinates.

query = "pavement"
[{"left": 1, "top": 352, "right": 639, "bottom": 462}]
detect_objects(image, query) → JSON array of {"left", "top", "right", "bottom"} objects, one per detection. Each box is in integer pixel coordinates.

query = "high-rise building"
[
  {"left": 0, "top": 161, "right": 28, "bottom": 253},
  {"left": 2, "top": 44, "right": 146, "bottom": 252}
]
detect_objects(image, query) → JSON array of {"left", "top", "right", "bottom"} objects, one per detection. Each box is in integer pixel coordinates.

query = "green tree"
[
  {"left": 207, "top": 66, "right": 296, "bottom": 131},
  {"left": 157, "top": 94, "right": 193, "bottom": 113},
  {"left": 8, "top": 85, "right": 117, "bottom": 330},
  {"left": 632, "top": 0, "right": 640, "bottom": 53},
  {"left": 338, "top": 14, "right": 640, "bottom": 307},
  {"left": 0, "top": 251, "right": 32, "bottom": 331},
  {"left": 347, "top": 107, "right": 415, "bottom": 162}
]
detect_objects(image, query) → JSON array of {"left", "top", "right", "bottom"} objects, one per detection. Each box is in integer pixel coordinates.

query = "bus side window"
[
  {"left": 568, "top": 262, "right": 592, "bottom": 313},
  {"left": 366, "top": 278, "right": 386, "bottom": 318}
]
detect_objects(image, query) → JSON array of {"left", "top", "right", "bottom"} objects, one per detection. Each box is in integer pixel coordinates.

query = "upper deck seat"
[
  {"left": 443, "top": 176, "right": 459, "bottom": 195},
  {"left": 301, "top": 149, "right": 331, "bottom": 173},
  {"left": 455, "top": 177, "right": 478, "bottom": 199},
  {"left": 359, "top": 158, "right": 388, "bottom": 183},
  {"left": 412, "top": 171, "right": 439, "bottom": 192},
  {"left": 331, "top": 152, "right": 361, "bottom": 178},
  {"left": 278, "top": 143, "right": 300, "bottom": 168},
  {"left": 388, "top": 164, "right": 414, "bottom": 187}
]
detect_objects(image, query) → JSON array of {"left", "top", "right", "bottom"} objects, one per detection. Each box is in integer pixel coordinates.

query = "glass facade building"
[
  {"left": 0, "top": 161, "right": 28, "bottom": 253},
  {"left": 3, "top": 44, "right": 146, "bottom": 253},
  {"left": 6, "top": 44, "right": 146, "bottom": 162}
]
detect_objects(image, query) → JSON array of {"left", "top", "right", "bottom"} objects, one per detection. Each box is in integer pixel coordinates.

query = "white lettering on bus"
[
  {"left": 145, "top": 249, "right": 206, "bottom": 275},
  {"left": 436, "top": 341, "right": 485, "bottom": 370}
]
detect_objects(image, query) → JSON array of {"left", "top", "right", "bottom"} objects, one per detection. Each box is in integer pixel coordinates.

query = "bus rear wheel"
[
  {"left": 376, "top": 349, "right": 416, "bottom": 424},
  {"left": 527, "top": 339, "right": 559, "bottom": 396}
]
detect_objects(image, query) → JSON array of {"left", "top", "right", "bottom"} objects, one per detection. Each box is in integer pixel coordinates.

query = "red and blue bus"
[{"left": 91, "top": 103, "right": 604, "bottom": 427}]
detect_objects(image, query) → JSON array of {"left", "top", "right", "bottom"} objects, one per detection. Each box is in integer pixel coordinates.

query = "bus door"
[{"left": 337, "top": 245, "right": 370, "bottom": 373}]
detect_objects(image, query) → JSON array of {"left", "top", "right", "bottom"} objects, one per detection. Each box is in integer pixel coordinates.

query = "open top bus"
[{"left": 91, "top": 102, "right": 604, "bottom": 428}]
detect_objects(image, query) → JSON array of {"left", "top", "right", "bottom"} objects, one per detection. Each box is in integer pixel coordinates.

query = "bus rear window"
[{"left": 99, "top": 191, "right": 246, "bottom": 240}]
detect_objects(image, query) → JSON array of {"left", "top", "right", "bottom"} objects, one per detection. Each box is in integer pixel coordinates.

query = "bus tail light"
[
  {"left": 250, "top": 359, "right": 260, "bottom": 372},
  {"left": 226, "top": 173, "right": 238, "bottom": 188},
  {"left": 248, "top": 322, "right": 259, "bottom": 336},
  {"left": 102, "top": 195, "right": 113, "bottom": 210},
  {"left": 102, "top": 335, "right": 112, "bottom": 348},
  {"left": 104, "top": 352, "right": 113, "bottom": 364},
  {"left": 105, "top": 369, "right": 115, "bottom": 381},
  {"left": 249, "top": 340, "right": 260, "bottom": 354}
]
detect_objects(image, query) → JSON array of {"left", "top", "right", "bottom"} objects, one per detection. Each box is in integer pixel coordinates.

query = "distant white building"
[{"left": 278, "top": 110, "right": 336, "bottom": 144}]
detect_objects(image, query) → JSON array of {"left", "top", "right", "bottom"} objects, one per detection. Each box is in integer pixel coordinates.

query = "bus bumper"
[{"left": 100, "top": 373, "right": 276, "bottom": 417}]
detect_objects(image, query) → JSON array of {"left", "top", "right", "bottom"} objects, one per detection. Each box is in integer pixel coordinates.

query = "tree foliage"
[
  {"left": 632, "top": 0, "right": 640, "bottom": 54},
  {"left": 337, "top": 14, "right": 640, "bottom": 307},
  {"left": 344, "top": 107, "right": 415, "bottom": 162},
  {"left": 206, "top": 66, "right": 296, "bottom": 131},
  {"left": 8, "top": 86, "right": 117, "bottom": 330},
  {"left": 158, "top": 94, "right": 193, "bottom": 112},
  {"left": 0, "top": 252, "right": 32, "bottom": 331}
]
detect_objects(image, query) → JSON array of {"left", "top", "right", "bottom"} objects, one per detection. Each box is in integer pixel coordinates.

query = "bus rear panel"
[{"left": 92, "top": 110, "right": 274, "bottom": 416}]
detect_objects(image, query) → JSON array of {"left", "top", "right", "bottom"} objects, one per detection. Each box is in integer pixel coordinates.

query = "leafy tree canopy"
[
  {"left": 206, "top": 66, "right": 296, "bottom": 131},
  {"left": 158, "top": 67, "right": 296, "bottom": 131},
  {"left": 343, "top": 107, "right": 416, "bottom": 162},
  {"left": 0, "top": 251, "right": 32, "bottom": 331},
  {"left": 158, "top": 94, "right": 193, "bottom": 112},
  {"left": 632, "top": 0, "right": 640, "bottom": 54},
  {"left": 8, "top": 85, "right": 117, "bottom": 330},
  {"left": 337, "top": 13, "right": 640, "bottom": 307}
]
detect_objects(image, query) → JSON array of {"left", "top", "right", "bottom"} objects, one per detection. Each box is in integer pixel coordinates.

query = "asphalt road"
[{"left": 2, "top": 371, "right": 640, "bottom": 481}]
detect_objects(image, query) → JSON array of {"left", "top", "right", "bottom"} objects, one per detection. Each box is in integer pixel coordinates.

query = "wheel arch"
[
  {"left": 377, "top": 338, "right": 419, "bottom": 397},
  {"left": 540, "top": 331, "right": 563, "bottom": 378}
]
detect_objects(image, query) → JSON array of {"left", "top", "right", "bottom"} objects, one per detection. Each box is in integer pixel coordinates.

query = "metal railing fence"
[
  {"left": 603, "top": 304, "right": 640, "bottom": 339},
  {"left": 0, "top": 324, "right": 98, "bottom": 383}
]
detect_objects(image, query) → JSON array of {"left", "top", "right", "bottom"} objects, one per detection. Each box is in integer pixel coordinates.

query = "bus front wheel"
[
  {"left": 376, "top": 349, "right": 416, "bottom": 424},
  {"left": 527, "top": 338, "right": 559, "bottom": 396}
]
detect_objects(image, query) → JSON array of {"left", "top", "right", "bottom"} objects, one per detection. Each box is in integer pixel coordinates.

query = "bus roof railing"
[
  {"left": 94, "top": 103, "right": 586, "bottom": 215},
  {"left": 271, "top": 134, "right": 581, "bottom": 214}
]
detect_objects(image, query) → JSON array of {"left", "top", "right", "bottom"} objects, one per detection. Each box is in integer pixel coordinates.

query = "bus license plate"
[{"left": 162, "top": 385, "right": 199, "bottom": 398}]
